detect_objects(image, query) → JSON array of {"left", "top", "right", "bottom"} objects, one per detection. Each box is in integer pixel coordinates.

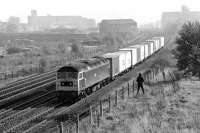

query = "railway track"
[
  {"left": 0, "top": 79, "right": 56, "bottom": 107},
  {"left": 4, "top": 68, "right": 57, "bottom": 88},
  {"left": 0, "top": 72, "right": 55, "bottom": 95},
  {"left": 3, "top": 101, "right": 62, "bottom": 133},
  {"left": 0, "top": 89, "right": 58, "bottom": 133},
  {"left": 0, "top": 91, "right": 46, "bottom": 118},
  {"left": 0, "top": 33, "right": 165, "bottom": 133}
]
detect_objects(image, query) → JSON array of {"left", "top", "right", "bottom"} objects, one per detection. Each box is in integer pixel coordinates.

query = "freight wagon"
[
  {"left": 119, "top": 47, "right": 138, "bottom": 66},
  {"left": 144, "top": 41, "right": 154, "bottom": 55},
  {"left": 101, "top": 53, "right": 121, "bottom": 79},
  {"left": 153, "top": 37, "right": 164, "bottom": 48},
  {"left": 130, "top": 45, "right": 145, "bottom": 61}
]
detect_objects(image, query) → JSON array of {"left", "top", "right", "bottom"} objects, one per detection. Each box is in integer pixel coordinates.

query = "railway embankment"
[{"left": 75, "top": 68, "right": 200, "bottom": 133}]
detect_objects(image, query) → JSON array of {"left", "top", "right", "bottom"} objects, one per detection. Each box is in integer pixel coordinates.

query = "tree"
[
  {"left": 174, "top": 21, "right": 200, "bottom": 78},
  {"left": 6, "top": 24, "right": 18, "bottom": 33},
  {"left": 57, "top": 42, "right": 66, "bottom": 54},
  {"left": 69, "top": 39, "right": 83, "bottom": 57}
]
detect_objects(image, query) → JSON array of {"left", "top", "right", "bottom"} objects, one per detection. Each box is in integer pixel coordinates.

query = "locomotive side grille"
[{"left": 79, "top": 79, "right": 86, "bottom": 88}]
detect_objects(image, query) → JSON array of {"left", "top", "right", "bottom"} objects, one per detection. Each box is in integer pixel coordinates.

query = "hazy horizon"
[{"left": 1, "top": 0, "right": 200, "bottom": 25}]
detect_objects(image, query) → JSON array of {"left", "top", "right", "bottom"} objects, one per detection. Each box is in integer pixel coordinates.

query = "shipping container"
[
  {"left": 144, "top": 43, "right": 149, "bottom": 58},
  {"left": 113, "top": 50, "right": 131, "bottom": 72},
  {"left": 152, "top": 38, "right": 160, "bottom": 51},
  {"left": 119, "top": 47, "right": 138, "bottom": 66},
  {"left": 110, "top": 52, "right": 126, "bottom": 73},
  {"left": 153, "top": 37, "right": 164, "bottom": 47},
  {"left": 146, "top": 40, "right": 156, "bottom": 52},
  {"left": 100, "top": 53, "right": 120, "bottom": 78},
  {"left": 130, "top": 44, "right": 145, "bottom": 61},
  {"left": 144, "top": 41, "right": 154, "bottom": 55},
  {"left": 129, "top": 46, "right": 141, "bottom": 63}
]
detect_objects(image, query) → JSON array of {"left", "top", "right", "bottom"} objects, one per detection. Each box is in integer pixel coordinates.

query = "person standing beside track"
[{"left": 136, "top": 73, "right": 145, "bottom": 95}]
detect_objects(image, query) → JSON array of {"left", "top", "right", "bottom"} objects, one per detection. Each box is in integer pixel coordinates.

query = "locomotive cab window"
[{"left": 67, "top": 72, "right": 78, "bottom": 79}]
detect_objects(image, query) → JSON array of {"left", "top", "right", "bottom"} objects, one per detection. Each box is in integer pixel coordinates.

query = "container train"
[{"left": 56, "top": 37, "right": 165, "bottom": 103}]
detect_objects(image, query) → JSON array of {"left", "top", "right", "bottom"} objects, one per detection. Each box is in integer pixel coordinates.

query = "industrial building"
[
  {"left": 99, "top": 19, "right": 137, "bottom": 35},
  {"left": 162, "top": 6, "right": 200, "bottom": 30},
  {"left": 28, "top": 10, "right": 96, "bottom": 31}
]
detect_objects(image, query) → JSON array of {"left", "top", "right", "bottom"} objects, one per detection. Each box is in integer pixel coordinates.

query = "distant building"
[
  {"left": 162, "top": 6, "right": 200, "bottom": 30},
  {"left": 8, "top": 16, "right": 20, "bottom": 25},
  {"left": 99, "top": 19, "right": 137, "bottom": 35},
  {"left": 28, "top": 10, "right": 96, "bottom": 31}
]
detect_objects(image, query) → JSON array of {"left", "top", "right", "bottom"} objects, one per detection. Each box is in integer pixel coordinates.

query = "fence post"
[
  {"left": 97, "top": 112, "right": 100, "bottom": 127},
  {"left": 90, "top": 106, "right": 93, "bottom": 125},
  {"left": 122, "top": 86, "right": 124, "bottom": 100},
  {"left": 108, "top": 95, "right": 111, "bottom": 112},
  {"left": 132, "top": 80, "right": 135, "bottom": 94},
  {"left": 76, "top": 114, "right": 79, "bottom": 133},
  {"left": 115, "top": 90, "right": 118, "bottom": 106},
  {"left": 127, "top": 82, "right": 130, "bottom": 97},
  {"left": 152, "top": 70, "right": 154, "bottom": 80},
  {"left": 99, "top": 100, "right": 103, "bottom": 118},
  {"left": 58, "top": 121, "right": 64, "bottom": 133}
]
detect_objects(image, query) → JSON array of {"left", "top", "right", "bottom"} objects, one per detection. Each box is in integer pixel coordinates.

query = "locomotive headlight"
[{"left": 60, "top": 81, "right": 73, "bottom": 87}]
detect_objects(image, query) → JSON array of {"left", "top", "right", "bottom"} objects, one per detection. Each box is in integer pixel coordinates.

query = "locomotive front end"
[{"left": 56, "top": 66, "right": 80, "bottom": 102}]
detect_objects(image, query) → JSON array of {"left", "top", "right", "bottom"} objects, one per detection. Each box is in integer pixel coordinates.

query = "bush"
[{"left": 7, "top": 47, "right": 22, "bottom": 54}]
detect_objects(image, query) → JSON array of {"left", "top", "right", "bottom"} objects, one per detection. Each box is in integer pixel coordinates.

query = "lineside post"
[
  {"left": 108, "top": 95, "right": 111, "bottom": 112},
  {"left": 76, "top": 113, "right": 79, "bottom": 133},
  {"left": 132, "top": 80, "right": 135, "bottom": 94},
  {"left": 122, "top": 86, "right": 124, "bottom": 100},
  {"left": 90, "top": 106, "right": 93, "bottom": 125},
  {"left": 127, "top": 82, "right": 130, "bottom": 97},
  {"left": 97, "top": 113, "right": 100, "bottom": 127},
  {"left": 152, "top": 70, "right": 154, "bottom": 80},
  {"left": 99, "top": 100, "right": 103, "bottom": 118},
  {"left": 58, "top": 121, "right": 64, "bottom": 133},
  {"left": 115, "top": 90, "right": 118, "bottom": 106}
]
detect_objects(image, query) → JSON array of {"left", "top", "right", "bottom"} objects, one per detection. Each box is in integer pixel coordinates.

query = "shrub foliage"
[{"left": 174, "top": 21, "right": 200, "bottom": 78}]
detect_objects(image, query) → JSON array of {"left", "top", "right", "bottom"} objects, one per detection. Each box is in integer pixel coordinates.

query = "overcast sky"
[{"left": 0, "top": 0, "right": 200, "bottom": 25}]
